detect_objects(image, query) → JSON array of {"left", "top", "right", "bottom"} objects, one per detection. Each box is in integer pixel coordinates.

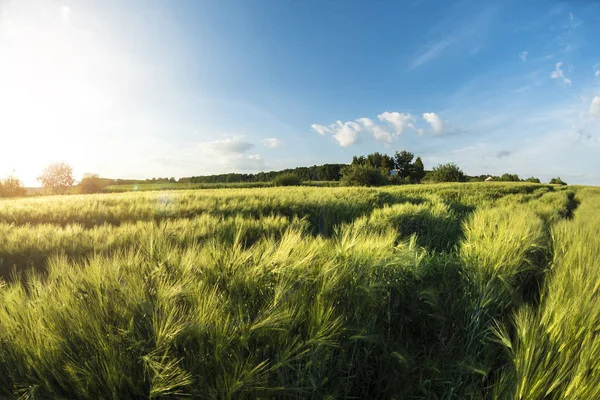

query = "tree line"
[
  {"left": 179, "top": 164, "right": 345, "bottom": 184},
  {"left": 0, "top": 155, "right": 569, "bottom": 198}
]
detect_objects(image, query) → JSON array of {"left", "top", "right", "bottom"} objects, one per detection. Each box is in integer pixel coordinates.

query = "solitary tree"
[{"left": 38, "top": 162, "right": 75, "bottom": 194}]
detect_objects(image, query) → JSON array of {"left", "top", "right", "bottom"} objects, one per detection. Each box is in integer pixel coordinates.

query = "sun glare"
[{"left": 0, "top": 1, "right": 115, "bottom": 185}]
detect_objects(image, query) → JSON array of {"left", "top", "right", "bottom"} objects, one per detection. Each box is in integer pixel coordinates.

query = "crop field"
[
  {"left": 0, "top": 182, "right": 599, "bottom": 399},
  {"left": 102, "top": 181, "right": 339, "bottom": 193}
]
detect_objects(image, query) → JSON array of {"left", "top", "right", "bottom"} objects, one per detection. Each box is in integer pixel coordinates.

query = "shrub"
[
  {"left": 525, "top": 177, "right": 541, "bottom": 183},
  {"left": 340, "top": 164, "right": 387, "bottom": 186},
  {"left": 77, "top": 174, "right": 110, "bottom": 194},
  {"left": 549, "top": 177, "right": 567, "bottom": 185},
  {"left": 0, "top": 176, "right": 26, "bottom": 198},
  {"left": 272, "top": 173, "right": 301, "bottom": 186},
  {"left": 427, "top": 163, "right": 466, "bottom": 183}
]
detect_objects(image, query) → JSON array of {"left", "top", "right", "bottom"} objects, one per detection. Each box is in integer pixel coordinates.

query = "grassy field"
[
  {"left": 0, "top": 182, "right": 598, "bottom": 399},
  {"left": 103, "top": 181, "right": 340, "bottom": 192}
]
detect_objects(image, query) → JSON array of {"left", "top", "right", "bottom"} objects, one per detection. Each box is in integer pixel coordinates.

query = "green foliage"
[
  {"left": 427, "top": 162, "right": 467, "bottom": 183},
  {"left": 0, "top": 176, "right": 26, "bottom": 198},
  {"left": 181, "top": 163, "right": 345, "bottom": 184},
  {"left": 549, "top": 176, "right": 567, "bottom": 185},
  {"left": 394, "top": 150, "right": 414, "bottom": 178},
  {"left": 412, "top": 156, "right": 426, "bottom": 183},
  {"left": 77, "top": 173, "right": 112, "bottom": 194},
  {"left": 500, "top": 173, "right": 520, "bottom": 182},
  {"left": 37, "top": 162, "right": 75, "bottom": 195},
  {"left": 524, "top": 177, "right": 541, "bottom": 183},
  {"left": 272, "top": 173, "right": 302, "bottom": 186},
  {"left": 0, "top": 183, "right": 598, "bottom": 398},
  {"left": 340, "top": 164, "right": 388, "bottom": 186}
]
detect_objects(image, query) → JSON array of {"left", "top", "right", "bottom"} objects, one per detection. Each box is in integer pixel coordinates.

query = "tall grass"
[
  {"left": 493, "top": 188, "right": 600, "bottom": 399},
  {"left": 0, "top": 182, "right": 596, "bottom": 398}
]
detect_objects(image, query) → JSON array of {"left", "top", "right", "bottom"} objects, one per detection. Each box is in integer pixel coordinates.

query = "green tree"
[
  {"left": 394, "top": 151, "right": 414, "bottom": 178},
  {"left": 500, "top": 173, "right": 520, "bottom": 182},
  {"left": 37, "top": 162, "right": 75, "bottom": 195},
  {"left": 549, "top": 177, "right": 567, "bottom": 185},
  {"left": 427, "top": 163, "right": 466, "bottom": 183},
  {"left": 411, "top": 157, "right": 425, "bottom": 183},
  {"left": 352, "top": 156, "right": 367, "bottom": 166},
  {"left": 380, "top": 154, "right": 395, "bottom": 171},
  {"left": 340, "top": 164, "right": 387, "bottom": 186}
]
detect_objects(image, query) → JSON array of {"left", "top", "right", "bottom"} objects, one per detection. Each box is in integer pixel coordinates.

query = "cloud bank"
[{"left": 311, "top": 110, "right": 449, "bottom": 147}]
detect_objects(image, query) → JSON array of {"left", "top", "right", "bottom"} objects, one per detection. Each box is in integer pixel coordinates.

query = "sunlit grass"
[{"left": 0, "top": 182, "right": 597, "bottom": 398}]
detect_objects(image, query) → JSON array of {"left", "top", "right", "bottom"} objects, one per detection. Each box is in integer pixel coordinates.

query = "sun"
[{"left": 0, "top": 1, "right": 115, "bottom": 186}]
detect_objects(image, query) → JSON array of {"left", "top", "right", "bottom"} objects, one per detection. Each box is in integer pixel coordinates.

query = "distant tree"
[
  {"left": 37, "top": 162, "right": 75, "bottom": 195},
  {"left": 411, "top": 157, "right": 425, "bottom": 183},
  {"left": 0, "top": 176, "right": 26, "bottom": 197},
  {"left": 272, "top": 173, "right": 301, "bottom": 186},
  {"left": 352, "top": 156, "right": 367, "bottom": 166},
  {"left": 427, "top": 163, "right": 467, "bottom": 183},
  {"left": 77, "top": 173, "right": 109, "bottom": 194},
  {"left": 500, "top": 173, "right": 520, "bottom": 182},
  {"left": 340, "top": 164, "right": 387, "bottom": 186},
  {"left": 549, "top": 177, "right": 567, "bottom": 186},
  {"left": 394, "top": 151, "right": 414, "bottom": 178},
  {"left": 380, "top": 154, "right": 395, "bottom": 171},
  {"left": 366, "top": 152, "right": 384, "bottom": 169},
  {"left": 525, "top": 177, "right": 541, "bottom": 183}
]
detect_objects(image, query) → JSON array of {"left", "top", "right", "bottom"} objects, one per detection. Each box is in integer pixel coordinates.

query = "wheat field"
[{"left": 0, "top": 182, "right": 598, "bottom": 399}]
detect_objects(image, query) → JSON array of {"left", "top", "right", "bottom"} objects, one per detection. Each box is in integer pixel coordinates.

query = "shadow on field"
[{"left": 369, "top": 200, "right": 474, "bottom": 253}]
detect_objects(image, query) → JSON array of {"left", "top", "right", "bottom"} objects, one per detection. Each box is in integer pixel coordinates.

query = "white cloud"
[
  {"left": 422, "top": 112, "right": 445, "bottom": 134},
  {"left": 551, "top": 62, "right": 572, "bottom": 85},
  {"left": 377, "top": 112, "right": 415, "bottom": 134},
  {"left": 331, "top": 120, "right": 361, "bottom": 147},
  {"left": 408, "top": 123, "right": 425, "bottom": 136},
  {"left": 519, "top": 51, "right": 528, "bottom": 62},
  {"left": 206, "top": 135, "right": 254, "bottom": 154},
  {"left": 358, "top": 117, "right": 406, "bottom": 143},
  {"left": 312, "top": 120, "right": 361, "bottom": 147},
  {"left": 356, "top": 117, "right": 393, "bottom": 143},
  {"left": 312, "top": 109, "right": 447, "bottom": 147},
  {"left": 311, "top": 124, "right": 331, "bottom": 135},
  {"left": 595, "top": 70, "right": 600, "bottom": 77},
  {"left": 263, "top": 137, "right": 281, "bottom": 148},
  {"left": 590, "top": 96, "right": 600, "bottom": 120},
  {"left": 188, "top": 137, "right": 266, "bottom": 172}
]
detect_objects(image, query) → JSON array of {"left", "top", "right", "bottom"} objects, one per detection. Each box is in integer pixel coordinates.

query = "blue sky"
[{"left": 1, "top": 0, "right": 600, "bottom": 185}]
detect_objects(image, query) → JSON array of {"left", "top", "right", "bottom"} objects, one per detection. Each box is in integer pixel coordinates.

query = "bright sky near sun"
[{"left": 1, "top": 0, "right": 600, "bottom": 186}]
